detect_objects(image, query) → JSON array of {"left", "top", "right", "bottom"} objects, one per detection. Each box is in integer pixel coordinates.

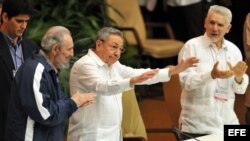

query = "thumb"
[
  {"left": 227, "top": 61, "right": 233, "bottom": 70},
  {"left": 213, "top": 61, "right": 219, "bottom": 69}
]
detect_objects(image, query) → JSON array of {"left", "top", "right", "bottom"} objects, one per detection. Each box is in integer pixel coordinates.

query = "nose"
[
  {"left": 20, "top": 21, "right": 28, "bottom": 29},
  {"left": 212, "top": 24, "right": 219, "bottom": 31},
  {"left": 114, "top": 49, "right": 122, "bottom": 56},
  {"left": 70, "top": 49, "right": 74, "bottom": 57}
]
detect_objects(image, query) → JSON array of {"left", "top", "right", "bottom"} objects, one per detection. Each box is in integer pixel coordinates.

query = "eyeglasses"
[{"left": 100, "top": 40, "right": 126, "bottom": 53}]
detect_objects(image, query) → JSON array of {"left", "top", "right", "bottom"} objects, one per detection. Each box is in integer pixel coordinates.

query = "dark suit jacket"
[{"left": 0, "top": 31, "right": 39, "bottom": 141}]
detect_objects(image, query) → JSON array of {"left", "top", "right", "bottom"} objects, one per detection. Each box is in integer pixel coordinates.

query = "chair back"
[
  {"left": 162, "top": 74, "right": 182, "bottom": 128},
  {"left": 105, "top": 0, "right": 147, "bottom": 45},
  {"left": 122, "top": 89, "right": 147, "bottom": 141}
]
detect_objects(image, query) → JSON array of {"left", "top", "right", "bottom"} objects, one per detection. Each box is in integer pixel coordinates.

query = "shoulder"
[
  {"left": 182, "top": 35, "right": 205, "bottom": 51},
  {"left": 71, "top": 54, "right": 96, "bottom": 73},
  {"left": 17, "top": 55, "right": 40, "bottom": 77},
  {"left": 185, "top": 35, "right": 204, "bottom": 45},
  {"left": 73, "top": 54, "right": 92, "bottom": 66},
  {"left": 23, "top": 53, "right": 51, "bottom": 73},
  {"left": 73, "top": 49, "right": 105, "bottom": 68},
  {"left": 224, "top": 39, "right": 242, "bottom": 55},
  {"left": 22, "top": 53, "right": 42, "bottom": 68},
  {"left": 22, "top": 38, "right": 39, "bottom": 50},
  {"left": 224, "top": 39, "right": 238, "bottom": 49}
]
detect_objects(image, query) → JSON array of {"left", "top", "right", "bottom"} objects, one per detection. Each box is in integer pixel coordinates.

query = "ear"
[
  {"left": 51, "top": 44, "right": 59, "bottom": 55},
  {"left": 2, "top": 12, "right": 9, "bottom": 23},
  {"left": 96, "top": 40, "right": 102, "bottom": 47},
  {"left": 204, "top": 17, "right": 208, "bottom": 29},
  {"left": 226, "top": 24, "right": 232, "bottom": 34},
  {"left": 96, "top": 40, "right": 103, "bottom": 50}
]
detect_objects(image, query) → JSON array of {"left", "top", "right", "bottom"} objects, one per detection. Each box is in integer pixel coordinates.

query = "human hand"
[
  {"left": 211, "top": 61, "right": 234, "bottom": 79},
  {"left": 130, "top": 69, "right": 159, "bottom": 85},
  {"left": 228, "top": 61, "right": 248, "bottom": 83},
  {"left": 168, "top": 57, "right": 199, "bottom": 76},
  {"left": 71, "top": 92, "right": 96, "bottom": 108}
]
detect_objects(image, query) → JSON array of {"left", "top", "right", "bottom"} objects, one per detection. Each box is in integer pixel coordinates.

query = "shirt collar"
[
  {"left": 0, "top": 31, "right": 22, "bottom": 46},
  {"left": 39, "top": 49, "right": 58, "bottom": 74},
  {"left": 87, "top": 49, "right": 107, "bottom": 67}
]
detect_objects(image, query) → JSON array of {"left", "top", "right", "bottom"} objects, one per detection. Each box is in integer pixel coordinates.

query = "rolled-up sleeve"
[{"left": 233, "top": 74, "right": 249, "bottom": 94}]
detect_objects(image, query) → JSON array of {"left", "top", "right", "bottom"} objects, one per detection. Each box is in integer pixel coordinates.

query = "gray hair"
[
  {"left": 207, "top": 5, "right": 232, "bottom": 24},
  {"left": 95, "top": 27, "right": 123, "bottom": 42},
  {"left": 41, "top": 26, "right": 71, "bottom": 52}
]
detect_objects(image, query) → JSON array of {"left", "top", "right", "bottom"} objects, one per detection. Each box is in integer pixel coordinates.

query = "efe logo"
[{"left": 224, "top": 125, "right": 249, "bottom": 141}]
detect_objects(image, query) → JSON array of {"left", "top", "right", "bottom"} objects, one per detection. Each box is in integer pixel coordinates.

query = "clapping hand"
[
  {"left": 71, "top": 92, "right": 96, "bottom": 108},
  {"left": 228, "top": 61, "right": 248, "bottom": 83},
  {"left": 211, "top": 61, "right": 234, "bottom": 79}
]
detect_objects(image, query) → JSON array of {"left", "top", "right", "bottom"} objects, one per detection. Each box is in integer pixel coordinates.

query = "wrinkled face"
[
  {"left": 95, "top": 34, "right": 124, "bottom": 66},
  {"left": 204, "top": 12, "right": 231, "bottom": 45},
  {"left": 55, "top": 34, "right": 74, "bottom": 69},
  {"left": 2, "top": 13, "right": 30, "bottom": 39}
]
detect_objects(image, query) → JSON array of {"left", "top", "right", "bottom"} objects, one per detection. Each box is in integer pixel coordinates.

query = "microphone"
[{"left": 172, "top": 127, "right": 201, "bottom": 141}]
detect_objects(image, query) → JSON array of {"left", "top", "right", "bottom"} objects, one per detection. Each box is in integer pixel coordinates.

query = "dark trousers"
[
  {"left": 180, "top": 132, "right": 208, "bottom": 140},
  {"left": 246, "top": 107, "right": 250, "bottom": 125}
]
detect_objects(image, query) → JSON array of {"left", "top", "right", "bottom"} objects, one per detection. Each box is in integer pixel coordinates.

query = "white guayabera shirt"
[
  {"left": 178, "top": 33, "right": 249, "bottom": 134},
  {"left": 67, "top": 49, "right": 171, "bottom": 141}
]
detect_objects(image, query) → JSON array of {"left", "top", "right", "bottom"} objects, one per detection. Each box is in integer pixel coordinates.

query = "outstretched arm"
[
  {"left": 130, "top": 69, "right": 159, "bottom": 86},
  {"left": 168, "top": 57, "right": 199, "bottom": 76}
]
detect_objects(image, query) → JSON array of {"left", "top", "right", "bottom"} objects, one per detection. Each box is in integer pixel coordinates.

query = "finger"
[
  {"left": 143, "top": 73, "right": 154, "bottom": 79},
  {"left": 227, "top": 61, "right": 233, "bottom": 70},
  {"left": 226, "top": 71, "right": 234, "bottom": 77},
  {"left": 91, "top": 93, "right": 97, "bottom": 97},
  {"left": 189, "top": 57, "right": 199, "bottom": 67},
  {"left": 219, "top": 70, "right": 234, "bottom": 78},
  {"left": 154, "top": 68, "right": 160, "bottom": 72},
  {"left": 191, "top": 57, "right": 199, "bottom": 63},
  {"left": 85, "top": 100, "right": 95, "bottom": 106},
  {"left": 245, "top": 66, "right": 248, "bottom": 72},
  {"left": 214, "top": 61, "right": 219, "bottom": 69},
  {"left": 179, "top": 59, "right": 184, "bottom": 64},
  {"left": 145, "top": 71, "right": 158, "bottom": 77},
  {"left": 242, "top": 63, "right": 248, "bottom": 70},
  {"left": 239, "top": 61, "right": 246, "bottom": 66}
]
